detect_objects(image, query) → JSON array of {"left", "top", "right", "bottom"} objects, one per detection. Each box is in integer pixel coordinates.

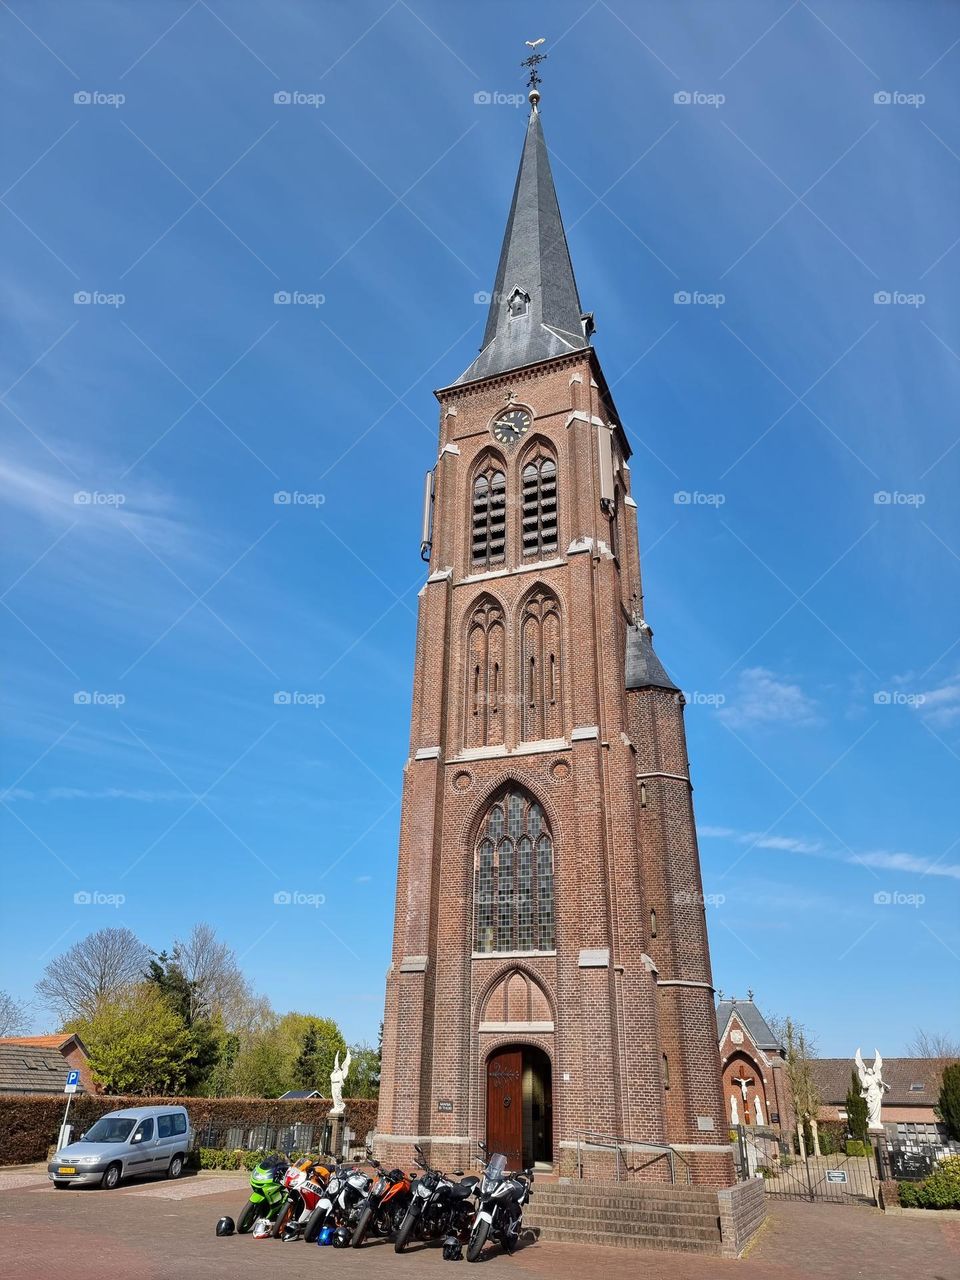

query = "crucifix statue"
[{"left": 732, "top": 1074, "right": 754, "bottom": 1101}]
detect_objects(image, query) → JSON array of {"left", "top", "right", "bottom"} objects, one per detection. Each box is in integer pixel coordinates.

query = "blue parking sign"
[{"left": 64, "top": 1070, "right": 80, "bottom": 1093}]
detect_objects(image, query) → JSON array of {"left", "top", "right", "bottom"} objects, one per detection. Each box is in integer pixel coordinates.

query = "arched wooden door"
[{"left": 486, "top": 1047, "right": 523, "bottom": 1169}]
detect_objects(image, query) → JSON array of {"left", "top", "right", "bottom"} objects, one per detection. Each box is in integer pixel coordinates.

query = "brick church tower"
[{"left": 375, "top": 85, "right": 734, "bottom": 1188}]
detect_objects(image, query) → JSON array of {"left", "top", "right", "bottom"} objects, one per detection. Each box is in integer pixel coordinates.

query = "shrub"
[
  {"left": 898, "top": 1155, "right": 960, "bottom": 1210},
  {"left": 845, "top": 1139, "right": 870, "bottom": 1157}
]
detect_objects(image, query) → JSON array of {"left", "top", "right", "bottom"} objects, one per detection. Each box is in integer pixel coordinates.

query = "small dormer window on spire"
[{"left": 507, "top": 287, "right": 530, "bottom": 319}]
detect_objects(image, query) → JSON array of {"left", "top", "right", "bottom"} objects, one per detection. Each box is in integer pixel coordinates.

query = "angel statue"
[
  {"left": 854, "top": 1048, "right": 888, "bottom": 1131},
  {"left": 330, "top": 1048, "right": 352, "bottom": 1115}
]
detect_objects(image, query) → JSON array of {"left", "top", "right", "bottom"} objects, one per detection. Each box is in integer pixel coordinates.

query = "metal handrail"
[{"left": 574, "top": 1129, "right": 692, "bottom": 1184}]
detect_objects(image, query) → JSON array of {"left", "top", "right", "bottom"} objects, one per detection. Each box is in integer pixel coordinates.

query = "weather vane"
[{"left": 521, "top": 38, "right": 547, "bottom": 107}]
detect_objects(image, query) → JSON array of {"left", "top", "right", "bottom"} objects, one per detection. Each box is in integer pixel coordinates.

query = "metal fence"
[
  {"left": 197, "top": 1120, "right": 357, "bottom": 1157},
  {"left": 733, "top": 1126, "right": 877, "bottom": 1206}
]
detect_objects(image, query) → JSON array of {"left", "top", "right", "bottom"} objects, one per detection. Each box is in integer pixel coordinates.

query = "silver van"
[{"left": 47, "top": 1105, "right": 193, "bottom": 1189}]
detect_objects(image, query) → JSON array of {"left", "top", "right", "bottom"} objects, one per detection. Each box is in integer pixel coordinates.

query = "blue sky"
[{"left": 2, "top": 0, "right": 958, "bottom": 1057}]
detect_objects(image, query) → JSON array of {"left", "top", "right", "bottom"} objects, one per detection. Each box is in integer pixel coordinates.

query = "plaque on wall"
[{"left": 437, "top": 1100, "right": 453, "bottom": 1113}]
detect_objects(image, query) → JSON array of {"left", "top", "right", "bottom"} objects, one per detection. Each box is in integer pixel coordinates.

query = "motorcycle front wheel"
[
  {"left": 236, "top": 1200, "right": 259, "bottom": 1234},
  {"left": 466, "top": 1216, "right": 491, "bottom": 1263},
  {"left": 270, "top": 1201, "right": 294, "bottom": 1238},
  {"left": 351, "top": 1203, "right": 374, "bottom": 1247},
  {"left": 302, "top": 1204, "right": 328, "bottom": 1244},
  {"left": 394, "top": 1205, "right": 419, "bottom": 1253}
]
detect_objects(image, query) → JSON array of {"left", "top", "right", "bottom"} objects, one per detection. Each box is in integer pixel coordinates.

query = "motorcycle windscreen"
[{"left": 483, "top": 1153, "right": 508, "bottom": 1179}]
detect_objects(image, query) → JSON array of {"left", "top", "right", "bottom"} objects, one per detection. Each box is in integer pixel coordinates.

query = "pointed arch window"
[
  {"left": 520, "top": 589, "right": 563, "bottom": 741},
  {"left": 472, "top": 462, "right": 506, "bottom": 568},
  {"left": 521, "top": 453, "right": 558, "bottom": 558},
  {"left": 474, "top": 788, "right": 555, "bottom": 954},
  {"left": 465, "top": 598, "right": 505, "bottom": 748}
]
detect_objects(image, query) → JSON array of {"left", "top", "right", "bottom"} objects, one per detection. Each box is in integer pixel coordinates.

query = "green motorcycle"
[{"left": 237, "top": 1155, "right": 290, "bottom": 1233}]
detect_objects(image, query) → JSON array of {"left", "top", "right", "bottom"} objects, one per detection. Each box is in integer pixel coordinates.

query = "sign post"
[{"left": 57, "top": 1071, "right": 81, "bottom": 1152}]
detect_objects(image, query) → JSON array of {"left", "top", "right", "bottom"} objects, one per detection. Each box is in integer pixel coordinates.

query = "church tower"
[{"left": 375, "top": 81, "right": 734, "bottom": 1188}]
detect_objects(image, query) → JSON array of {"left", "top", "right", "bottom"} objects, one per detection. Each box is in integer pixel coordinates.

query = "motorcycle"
[
  {"left": 393, "top": 1145, "right": 479, "bottom": 1253},
  {"left": 270, "top": 1156, "right": 332, "bottom": 1239},
  {"left": 350, "top": 1160, "right": 412, "bottom": 1246},
  {"left": 302, "top": 1157, "right": 373, "bottom": 1243},
  {"left": 465, "top": 1146, "right": 533, "bottom": 1262},
  {"left": 236, "top": 1153, "right": 290, "bottom": 1233}
]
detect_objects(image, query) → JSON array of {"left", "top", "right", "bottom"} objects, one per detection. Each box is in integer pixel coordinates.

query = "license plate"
[{"left": 58, "top": 1167, "right": 76, "bottom": 1175}]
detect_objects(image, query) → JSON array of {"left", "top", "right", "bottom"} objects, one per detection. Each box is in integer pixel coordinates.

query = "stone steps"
[
  {"left": 527, "top": 1223, "right": 721, "bottom": 1254},
  {"left": 524, "top": 1181, "right": 723, "bottom": 1254},
  {"left": 527, "top": 1205, "right": 719, "bottom": 1230}
]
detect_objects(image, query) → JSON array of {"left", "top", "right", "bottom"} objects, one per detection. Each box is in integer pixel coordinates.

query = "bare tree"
[
  {"left": 770, "top": 1014, "right": 822, "bottom": 1157},
  {"left": 908, "top": 1029, "right": 960, "bottom": 1059},
  {"left": 0, "top": 990, "right": 29, "bottom": 1036},
  {"left": 172, "top": 923, "right": 250, "bottom": 1027},
  {"left": 36, "top": 927, "right": 151, "bottom": 1024}
]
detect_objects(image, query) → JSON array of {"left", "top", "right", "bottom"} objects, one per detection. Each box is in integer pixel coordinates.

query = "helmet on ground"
[
  {"left": 252, "top": 1217, "right": 273, "bottom": 1239},
  {"left": 281, "top": 1220, "right": 302, "bottom": 1242},
  {"left": 317, "top": 1225, "right": 335, "bottom": 1246},
  {"left": 442, "top": 1235, "right": 463, "bottom": 1261},
  {"left": 332, "top": 1226, "right": 351, "bottom": 1248},
  {"left": 215, "top": 1216, "right": 235, "bottom": 1237}
]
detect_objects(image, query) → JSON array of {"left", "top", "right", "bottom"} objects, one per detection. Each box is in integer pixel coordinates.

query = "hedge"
[
  {"left": 0, "top": 1095, "right": 379, "bottom": 1166},
  {"left": 899, "top": 1155, "right": 960, "bottom": 1210}
]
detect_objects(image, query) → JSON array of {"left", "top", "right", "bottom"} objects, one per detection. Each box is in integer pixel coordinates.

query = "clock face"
[{"left": 492, "top": 406, "right": 532, "bottom": 445}]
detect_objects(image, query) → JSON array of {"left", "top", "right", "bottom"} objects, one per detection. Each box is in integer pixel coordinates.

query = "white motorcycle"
[{"left": 466, "top": 1146, "right": 533, "bottom": 1262}]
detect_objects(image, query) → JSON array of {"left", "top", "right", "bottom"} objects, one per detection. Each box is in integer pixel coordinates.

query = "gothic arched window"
[
  {"left": 521, "top": 453, "right": 558, "bottom": 558},
  {"left": 519, "top": 588, "right": 562, "bottom": 741},
  {"left": 465, "top": 597, "right": 505, "bottom": 748},
  {"left": 474, "top": 788, "right": 555, "bottom": 953},
  {"left": 472, "top": 462, "right": 506, "bottom": 568}
]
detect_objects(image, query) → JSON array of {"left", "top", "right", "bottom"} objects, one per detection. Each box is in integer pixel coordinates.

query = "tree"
[
  {"left": 36, "top": 927, "right": 151, "bottom": 1023},
  {"left": 0, "top": 990, "right": 29, "bottom": 1036},
  {"left": 771, "top": 1015, "right": 822, "bottom": 1158},
  {"left": 348, "top": 1043, "right": 381, "bottom": 1098},
  {"left": 66, "top": 984, "right": 194, "bottom": 1095},
  {"left": 280, "top": 1013, "right": 346, "bottom": 1093},
  {"left": 938, "top": 1063, "right": 960, "bottom": 1142},
  {"left": 845, "top": 1068, "right": 869, "bottom": 1143},
  {"left": 909, "top": 1029, "right": 960, "bottom": 1059},
  {"left": 145, "top": 952, "right": 222, "bottom": 1093},
  {"left": 171, "top": 923, "right": 250, "bottom": 1027}
]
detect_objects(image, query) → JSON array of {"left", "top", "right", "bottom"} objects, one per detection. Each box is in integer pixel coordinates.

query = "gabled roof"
[
  {"left": 0, "top": 1033, "right": 88, "bottom": 1054},
  {"left": 455, "top": 106, "right": 590, "bottom": 386},
  {"left": 625, "top": 619, "right": 678, "bottom": 693},
  {"left": 279, "top": 1089, "right": 322, "bottom": 1100},
  {"left": 0, "top": 1042, "right": 78, "bottom": 1094},
  {"left": 716, "top": 999, "right": 783, "bottom": 1054},
  {"left": 811, "top": 1057, "right": 958, "bottom": 1108}
]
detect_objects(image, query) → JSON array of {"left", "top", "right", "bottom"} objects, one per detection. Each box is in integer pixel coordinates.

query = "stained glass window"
[{"left": 474, "top": 789, "right": 555, "bottom": 953}]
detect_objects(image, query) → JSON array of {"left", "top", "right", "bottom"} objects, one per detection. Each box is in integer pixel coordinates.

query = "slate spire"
[{"left": 455, "top": 104, "right": 591, "bottom": 385}]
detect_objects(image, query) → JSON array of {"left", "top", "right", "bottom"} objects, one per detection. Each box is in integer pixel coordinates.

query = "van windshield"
[{"left": 82, "top": 1118, "right": 136, "bottom": 1143}]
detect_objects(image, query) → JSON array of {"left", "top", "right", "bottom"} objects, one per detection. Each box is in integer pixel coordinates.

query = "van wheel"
[
  {"left": 101, "top": 1163, "right": 122, "bottom": 1190},
  {"left": 167, "top": 1154, "right": 184, "bottom": 1180}
]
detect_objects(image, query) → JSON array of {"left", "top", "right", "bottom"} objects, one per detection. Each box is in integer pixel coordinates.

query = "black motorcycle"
[
  {"left": 393, "top": 1145, "right": 478, "bottom": 1253},
  {"left": 465, "top": 1147, "right": 533, "bottom": 1262}
]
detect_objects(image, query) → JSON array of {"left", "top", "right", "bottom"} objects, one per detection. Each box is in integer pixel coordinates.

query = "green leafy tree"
[
  {"left": 348, "top": 1043, "right": 381, "bottom": 1098},
  {"left": 145, "top": 952, "right": 222, "bottom": 1093},
  {"left": 66, "top": 984, "right": 194, "bottom": 1095},
  {"left": 280, "top": 1013, "right": 346, "bottom": 1093},
  {"left": 845, "top": 1069, "right": 869, "bottom": 1143},
  {"left": 938, "top": 1063, "right": 960, "bottom": 1142}
]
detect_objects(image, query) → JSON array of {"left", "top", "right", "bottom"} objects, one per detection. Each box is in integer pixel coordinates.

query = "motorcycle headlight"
[
  {"left": 373, "top": 1178, "right": 385, "bottom": 1195},
  {"left": 416, "top": 1182, "right": 431, "bottom": 1198}
]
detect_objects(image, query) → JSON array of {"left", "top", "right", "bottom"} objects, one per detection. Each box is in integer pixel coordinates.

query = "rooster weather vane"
[{"left": 521, "top": 38, "right": 547, "bottom": 103}]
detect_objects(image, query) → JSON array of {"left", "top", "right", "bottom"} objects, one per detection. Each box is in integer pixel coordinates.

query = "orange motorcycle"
[{"left": 350, "top": 1160, "right": 413, "bottom": 1246}]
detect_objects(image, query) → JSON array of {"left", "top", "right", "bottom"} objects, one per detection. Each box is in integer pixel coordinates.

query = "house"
[
  {"left": 812, "top": 1056, "right": 959, "bottom": 1149},
  {"left": 279, "top": 1089, "right": 322, "bottom": 1100},
  {"left": 0, "top": 1034, "right": 94, "bottom": 1094},
  {"left": 716, "top": 996, "right": 794, "bottom": 1135}
]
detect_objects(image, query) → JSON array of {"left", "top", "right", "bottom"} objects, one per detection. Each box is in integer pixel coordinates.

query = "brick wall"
[{"left": 717, "top": 1177, "right": 766, "bottom": 1256}]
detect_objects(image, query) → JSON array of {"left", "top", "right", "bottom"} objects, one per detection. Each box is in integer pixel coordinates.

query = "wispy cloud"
[
  {"left": 2, "top": 786, "right": 193, "bottom": 803},
  {"left": 699, "top": 824, "right": 960, "bottom": 881},
  {"left": 718, "top": 667, "right": 820, "bottom": 728}
]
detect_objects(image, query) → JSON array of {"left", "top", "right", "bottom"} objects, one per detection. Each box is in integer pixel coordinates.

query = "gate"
[{"left": 735, "top": 1127, "right": 877, "bottom": 1206}]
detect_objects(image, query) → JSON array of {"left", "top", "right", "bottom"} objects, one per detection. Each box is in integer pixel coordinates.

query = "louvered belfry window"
[
  {"left": 474, "top": 788, "right": 555, "bottom": 954},
  {"left": 521, "top": 455, "right": 558, "bottom": 558},
  {"left": 472, "top": 465, "right": 507, "bottom": 567}
]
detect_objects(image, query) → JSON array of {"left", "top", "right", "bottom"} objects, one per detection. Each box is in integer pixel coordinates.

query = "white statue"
[
  {"left": 855, "top": 1048, "right": 888, "bottom": 1131},
  {"left": 730, "top": 1094, "right": 739, "bottom": 1125},
  {"left": 753, "top": 1094, "right": 764, "bottom": 1125},
  {"left": 732, "top": 1073, "right": 753, "bottom": 1102},
  {"left": 330, "top": 1049, "right": 352, "bottom": 1115}
]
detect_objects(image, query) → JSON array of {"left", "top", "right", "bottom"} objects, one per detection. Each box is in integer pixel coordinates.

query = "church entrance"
[{"left": 485, "top": 1045, "right": 552, "bottom": 1170}]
